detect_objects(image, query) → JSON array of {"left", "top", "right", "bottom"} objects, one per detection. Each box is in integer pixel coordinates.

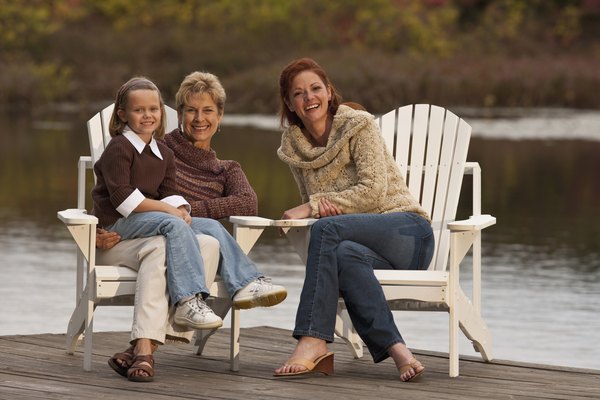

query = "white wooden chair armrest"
[
  {"left": 268, "top": 219, "right": 318, "bottom": 264},
  {"left": 272, "top": 218, "right": 318, "bottom": 227},
  {"left": 229, "top": 216, "right": 274, "bottom": 227},
  {"left": 57, "top": 209, "right": 98, "bottom": 225},
  {"left": 228, "top": 216, "right": 274, "bottom": 255},
  {"left": 79, "top": 156, "right": 93, "bottom": 168},
  {"left": 447, "top": 214, "right": 496, "bottom": 231}
]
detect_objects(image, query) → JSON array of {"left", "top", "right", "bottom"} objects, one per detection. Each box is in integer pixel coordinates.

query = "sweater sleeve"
[
  {"left": 98, "top": 141, "right": 138, "bottom": 209},
  {"left": 189, "top": 160, "right": 258, "bottom": 219},
  {"left": 309, "top": 119, "right": 389, "bottom": 215}
]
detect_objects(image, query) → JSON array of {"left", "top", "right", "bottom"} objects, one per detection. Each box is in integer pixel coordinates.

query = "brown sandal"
[
  {"left": 107, "top": 346, "right": 135, "bottom": 377},
  {"left": 127, "top": 354, "right": 155, "bottom": 382}
]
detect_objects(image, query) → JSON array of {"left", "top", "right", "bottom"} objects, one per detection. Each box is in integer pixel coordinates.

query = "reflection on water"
[{"left": 0, "top": 109, "right": 598, "bottom": 370}]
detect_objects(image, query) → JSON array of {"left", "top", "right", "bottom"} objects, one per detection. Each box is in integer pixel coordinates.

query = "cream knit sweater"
[{"left": 277, "top": 105, "right": 430, "bottom": 221}]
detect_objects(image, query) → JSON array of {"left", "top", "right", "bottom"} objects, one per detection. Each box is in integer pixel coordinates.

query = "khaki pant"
[{"left": 96, "top": 234, "right": 220, "bottom": 344}]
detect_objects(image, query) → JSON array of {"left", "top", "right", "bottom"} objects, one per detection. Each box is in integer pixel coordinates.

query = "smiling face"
[
  {"left": 117, "top": 89, "right": 162, "bottom": 143},
  {"left": 286, "top": 70, "right": 332, "bottom": 128},
  {"left": 181, "top": 92, "right": 223, "bottom": 150}
]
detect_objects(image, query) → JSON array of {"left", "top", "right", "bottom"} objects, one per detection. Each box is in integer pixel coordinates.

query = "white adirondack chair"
[
  {"left": 230, "top": 104, "right": 496, "bottom": 377},
  {"left": 57, "top": 104, "right": 248, "bottom": 371}
]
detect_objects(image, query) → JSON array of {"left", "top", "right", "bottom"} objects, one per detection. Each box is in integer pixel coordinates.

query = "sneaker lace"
[
  {"left": 188, "top": 297, "right": 213, "bottom": 316},
  {"left": 251, "top": 277, "right": 272, "bottom": 293}
]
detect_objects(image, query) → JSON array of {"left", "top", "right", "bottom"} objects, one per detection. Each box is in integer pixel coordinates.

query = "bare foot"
[
  {"left": 128, "top": 339, "right": 158, "bottom": 379},
  {"left": 389, "top": 343, "right": 425, "bottom": 382},
  {"left": 274, "top": 336, "right": 329, "bottom": 375}
]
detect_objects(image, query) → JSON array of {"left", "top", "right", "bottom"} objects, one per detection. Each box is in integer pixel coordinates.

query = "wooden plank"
[
  {"left": 407, "top": 104, "right": 429, "bottom": 197},
  {"left": 394, "top": 105, "right": 413, "bottom": 180},
  {"left": 421, "top": 105, "right": 445, "bottom": 214},
  {"left": 378, "top": 109, "right": 396, "bottom": 158},
  {"left": 1, "top": 328, "right": 598, "bottom": 400}
]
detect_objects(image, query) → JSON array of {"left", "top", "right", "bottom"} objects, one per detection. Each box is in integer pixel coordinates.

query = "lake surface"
[{"left": 0, "top": 107, "right": 598, "bottom": 370}]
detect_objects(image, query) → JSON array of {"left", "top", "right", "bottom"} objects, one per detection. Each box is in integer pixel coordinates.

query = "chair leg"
[
  {"left": 194, "top": 329, "right": 218, "bottom": 356},
  {"left": 230, "top": 306, "right": 240, "bottom": 372},
  {"left": 334, "top": 303, "right": 364, "bottom": 359},
  {"left": 449, "top": 304, "right": 459, "bottom": 377},
  {"left": 83, "top": 297, "right": 95, "bottom": 371},
  {"left": 195, "top": 297, "right": 232, "bottom": 356},
  {"left": 66, "top": 293, "right": 88, "bottom": 354},
  {"left": 455, "top": 290, "right": 493, "bottom": 362},
  {"left": 448, "top": 231, "right": 462, "bottom": 378},
  {"left": 66, "top": 284, "right": 97, "bottom": 371}
]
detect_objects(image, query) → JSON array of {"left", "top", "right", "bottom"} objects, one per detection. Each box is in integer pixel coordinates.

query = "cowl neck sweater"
[{"left": 278, "top": 105, "right": 429, "bottom": 221}]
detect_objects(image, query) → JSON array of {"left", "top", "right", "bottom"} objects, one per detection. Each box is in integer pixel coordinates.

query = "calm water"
[{"left": 0, "top": 108, "right": 598, "bottom": 370}]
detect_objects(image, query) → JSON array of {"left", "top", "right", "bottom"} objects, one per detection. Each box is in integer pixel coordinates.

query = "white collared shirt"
[{"left": 122, "top": 127, "right": 163, "bottom": 159}]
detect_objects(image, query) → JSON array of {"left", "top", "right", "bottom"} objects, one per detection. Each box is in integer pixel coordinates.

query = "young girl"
[{"left": 91, "top": 76, "right": 222, "bottom": 331}]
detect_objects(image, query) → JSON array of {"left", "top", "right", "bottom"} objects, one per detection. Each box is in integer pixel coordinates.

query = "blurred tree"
[{"left": 1, "top": 0, "right": 599, "bottom": 109}]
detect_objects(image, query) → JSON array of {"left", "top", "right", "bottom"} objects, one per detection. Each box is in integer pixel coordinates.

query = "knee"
[
  {"left": 336, "top": 241, "right": 364, "bottom": 266},
  {"left": 138, "top": 236, "right": 167, "bottom": 262},
  {"left": 311, "top": 218, "right": 331, "bottom": 233},
  {"left": 160, "top": 217, "right": 191, "bottom": 235},
  {"left": 419, "top": 232, "right": 435, "bottom": 269},
  {"left": 310, "top": 218, "right": 337, "bottom": 242}
]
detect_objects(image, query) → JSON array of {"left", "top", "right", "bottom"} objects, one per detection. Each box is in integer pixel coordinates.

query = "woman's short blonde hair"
[{"left": 175, "top": 71, "right": 226, "bottom": 115}]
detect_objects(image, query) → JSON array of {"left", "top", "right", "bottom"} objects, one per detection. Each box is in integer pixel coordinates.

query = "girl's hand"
[
  {"left": 281, "top": 202, "right": 312, "bottom": 220},
  {"left": 318, "top": 198, "right": 342, "bottom": 217}
]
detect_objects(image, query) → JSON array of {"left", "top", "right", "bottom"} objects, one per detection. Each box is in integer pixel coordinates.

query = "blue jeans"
[
  {"left": 109, "top": 213, "right": 261, "bottom": 304},
  {"left": 293, "top": 212, "right": 434, "bottom": 363},
  {"left": 189, "top": 218, "right": 261, "bottom": 296}
]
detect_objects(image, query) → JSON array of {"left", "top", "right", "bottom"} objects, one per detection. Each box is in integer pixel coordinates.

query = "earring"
[{"left": 217, "top": 124, "right": 221, "bottom": 133}]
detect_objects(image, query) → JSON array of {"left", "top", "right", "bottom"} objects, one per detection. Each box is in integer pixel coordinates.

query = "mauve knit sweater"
[{"left": 164, "top": 129, "right": 258, "bottom": 219}]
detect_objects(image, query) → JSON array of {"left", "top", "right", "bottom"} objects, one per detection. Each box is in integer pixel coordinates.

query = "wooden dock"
[{"left": 1, "top": 327, "right": 598, "bottom": 399}]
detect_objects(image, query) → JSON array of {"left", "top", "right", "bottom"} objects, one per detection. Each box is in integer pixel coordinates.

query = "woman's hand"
[
  {"left": 161, "top": 204, "right": 192, "bottom": 224},
  {"left": 96, "top": 228, "right": 121, "bottom": 250},
  {"left": 281, "top": 199, "right": 342, "bottom": 220},
  {"left": 177, "top": 206, "right": 192, "bottom": 225},
  {"left": 281, "top": 202, "right": 312, "bottom": 220},
  {"left": 318, "top": 198, "right": 342, "bottom": 217}
]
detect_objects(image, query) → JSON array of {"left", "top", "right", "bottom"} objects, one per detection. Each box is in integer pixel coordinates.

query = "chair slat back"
[
  {"left": 87, "top": 103, "right": 179, "bottom": 167},
  {"left": 376, "top": 104, "right": 472, "bottom": 272}
]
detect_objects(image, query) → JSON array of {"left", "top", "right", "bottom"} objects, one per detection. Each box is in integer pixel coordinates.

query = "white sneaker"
[
  {"left": 232, "top": 277, "right": 287, "bottom": 309},
  {"left": 174, "top": 296, "right": 223, "bottom": 329}
]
